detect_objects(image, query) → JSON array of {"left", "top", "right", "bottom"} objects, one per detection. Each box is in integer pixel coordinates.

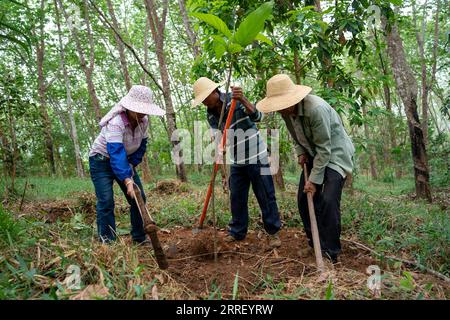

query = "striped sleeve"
[{"left": 249, "top": 108, "right": 263, "bottom": 122}]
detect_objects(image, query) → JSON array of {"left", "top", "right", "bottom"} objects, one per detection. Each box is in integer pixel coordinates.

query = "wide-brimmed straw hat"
[
  {"left": 192, "top": 77, "right": 224, "bottom": 107},
  {"left": 119, "top": 85, "right": 165, "bottom": 116},
  {"left": 256, "top": 74, "right": 312, "bottom": 113}
]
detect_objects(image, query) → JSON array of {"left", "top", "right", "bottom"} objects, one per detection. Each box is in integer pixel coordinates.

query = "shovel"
[
  {"left": 303, "top": 164, "right": 325, "bottom": 272},
  {"left": 195, "top": 99, "right": 237, "bottom": 233},
  {"left": 133, "top": 183, "right": 168, "bottom": 270}
]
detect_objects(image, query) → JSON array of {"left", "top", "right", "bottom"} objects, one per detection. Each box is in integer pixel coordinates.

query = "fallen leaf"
[
  {"left": 273, "top": 249, "right": 279, "bottom": 258},
  {"left": 154, "top": 274, "right": 165, "bottom": 285},
  {"left": 45, "top": 250, "right": 77, "bottom": 268},
  {"left": 152, "top": 285, "right": 159, "bottom": 300}
]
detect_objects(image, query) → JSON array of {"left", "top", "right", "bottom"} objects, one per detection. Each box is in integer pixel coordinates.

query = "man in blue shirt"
[{"left": 192, "top": 77, "right": 282, "bottom": 248}]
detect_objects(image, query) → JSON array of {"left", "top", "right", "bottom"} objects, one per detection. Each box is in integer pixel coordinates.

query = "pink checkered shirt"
[{"left": 89, "top": 112, "right": 149, "bottom": 158}]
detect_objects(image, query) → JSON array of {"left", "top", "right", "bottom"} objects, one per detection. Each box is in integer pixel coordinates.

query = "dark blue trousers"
[
  {"left": 298, "top": 164, "right": 345, "bottom": 258},
  {"left": 228, "top": 164, "right": 281, "bottom": 240},
  {"left": 89, "top": 154, "right": 146, "bottom": 243}
]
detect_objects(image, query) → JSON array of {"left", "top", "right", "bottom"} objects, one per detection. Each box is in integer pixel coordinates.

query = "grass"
[
  {"left": 0, "top": 176, "right": 93, "bottom": 201},
  {"left": 345, "top": 176, "right": 449, "bottom": 274},
  {"left": 0, "top": 171, "right": 448, "bottom": 299}
]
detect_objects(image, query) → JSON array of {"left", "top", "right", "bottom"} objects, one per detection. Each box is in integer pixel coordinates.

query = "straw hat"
[
  {"left": 192, "top": 77, "right": 224, "bottom": 107},
  {"left": 256, "top": 74, "right": 312, "bottom": 113},
  {"left": 119, "top": 85, "right": 165, "bottom": 116}
]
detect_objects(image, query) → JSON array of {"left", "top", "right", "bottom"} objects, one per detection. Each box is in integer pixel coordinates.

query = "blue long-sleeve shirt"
[{"left": 106, "top": 138, "right": 147, "bottom": 181}]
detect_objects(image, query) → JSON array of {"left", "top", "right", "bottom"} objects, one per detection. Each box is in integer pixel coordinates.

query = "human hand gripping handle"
[
  {"left": 298, "top": 154, "right": 308, "bottom": 166},
  {"left": 125, "top": 178, "right": 135, "bottom": 198},
  {"left": 300, "top": 155, "right": 316, "bottom": 195},
  {"left": 231, "top": 85, "right": 255, "bottom": 113}
]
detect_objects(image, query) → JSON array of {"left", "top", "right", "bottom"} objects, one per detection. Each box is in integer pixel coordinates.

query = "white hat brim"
[
  {"left": 256, "top": 85, "right": 312, "bottom": 113},
  {"left": 120, "top": 96, "right": 166, "bottom": 116},
  {"left": 191, "top": 80, "right": 225, "bottom": 108}
]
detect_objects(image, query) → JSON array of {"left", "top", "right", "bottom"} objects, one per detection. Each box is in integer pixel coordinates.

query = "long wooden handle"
[
  {"left": 198, "top": 99, "right": 237, "bottom": 228},
  {"left": 303, "top": 164, "right": 325, "bottom": 272},
  {"left": 133, "top": 184, "right": 168, "bottom": 270}
]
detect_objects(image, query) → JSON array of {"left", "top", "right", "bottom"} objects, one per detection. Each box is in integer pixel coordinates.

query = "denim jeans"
[
  {"left": 228, "top": 164, "right": 281, "bottom": 240},
  {"left": 89, "top": 154, "right": 146, "bottom": 243},
  {"left": 297, "top": 162, "right": 345, "bottom": 258}
]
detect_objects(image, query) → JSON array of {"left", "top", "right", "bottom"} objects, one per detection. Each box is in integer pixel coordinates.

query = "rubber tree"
[
  {"left": 382, "top": 11, "right": 432, "bottom": 202},
  {"left": 144, "top": 0, "right": 188, "bottom": 182}
]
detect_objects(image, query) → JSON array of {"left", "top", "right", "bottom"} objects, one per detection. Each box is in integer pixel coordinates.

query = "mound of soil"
[
  {"left": 154, "top": 179, "right": 181, "bottom": 194},
  {"left": 190, "top": 229, "right": 226, "bottom": 260},
  {"left": 20, "top": 192, "right": 98, "bottom": 224},
  {"left": 75, "top": 192, "right": 97, "bottom": 215}
]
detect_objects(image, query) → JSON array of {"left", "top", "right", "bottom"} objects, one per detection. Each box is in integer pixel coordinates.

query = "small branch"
[
  {"left": 88, "top": 0, "right": 163, "bottom": 92},
  {"left": 342, "top": 238, "right": 450, "bottom": 283},
  {"left": 19, "top": 179, "right": 28, "bottom": 211}
]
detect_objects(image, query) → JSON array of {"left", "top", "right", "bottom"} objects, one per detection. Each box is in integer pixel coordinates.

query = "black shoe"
[{"left": 324, "top": 252, "right": 338, "bottom": 264}]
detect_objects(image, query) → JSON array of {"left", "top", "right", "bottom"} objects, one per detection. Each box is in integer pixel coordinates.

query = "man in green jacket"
[{"left": 256, "top": 74, "right": 355, "bottom": 263}]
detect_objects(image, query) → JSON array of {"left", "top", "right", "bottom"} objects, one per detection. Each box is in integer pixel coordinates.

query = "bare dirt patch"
[{"left": 151, "top": 227, "right": 382, "bottom": 299}]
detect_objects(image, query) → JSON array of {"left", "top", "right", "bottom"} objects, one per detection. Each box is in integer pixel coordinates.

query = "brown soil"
[
  {"left": 18, "top": 192, "right": 116, "bottom": 224},
  {"left": 155, "top": 227, "right": 381, "bottom": 299}
]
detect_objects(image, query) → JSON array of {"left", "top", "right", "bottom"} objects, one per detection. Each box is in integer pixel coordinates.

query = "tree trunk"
[
  {"left": 106, "top": 0, "right": 132, "bottom": 91},
  {"left": 414, "top": 0, "right": 440, "bottom": 146},
  {"left": 383, "top": 15, "right": 432, "bottom": 202},
  {"left": 178, "top": 0, "right": 200, "bottom": 58},
  {"left": 144, "top": 0, "right": 187, "bottom": 182},
  {"left": 54, "top": 0, "right": 84, "bottom": 178},
  {"left": 7, "top": 105, "right": 18, "bottom": 192},
  {"left": 140, "top": 18, "right": 152, "bottom": 183},
  {"left": 362, "top": 105, "right": 378, "bottom": 179},
  {"left": 0, "top": 128, "right": 10, "bottom": 199},
  {"left": 413, "top": 0, "right": 429, "bottom": 145},
  {"left": 36, "top": 0, "right": 56, "bottom": 175},
  {"left": 57, "top": 0, "right": 101, "bottom": 121},
  {"left": 293, "top": 48, "right": 302, "bottom": 85}
]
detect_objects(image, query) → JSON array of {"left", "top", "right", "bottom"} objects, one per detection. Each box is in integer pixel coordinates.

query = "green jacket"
[{"left": 281, "top": 94, "right": 355, "bottom": 185}]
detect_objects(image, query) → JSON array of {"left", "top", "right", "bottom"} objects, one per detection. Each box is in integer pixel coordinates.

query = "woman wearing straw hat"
[
  {"left": 192, "top": 77, "right": 282, "bottom": 248},
  {"left": 89, "top": 85, "right": 165, "bottom": 244},
  {"left": 256, "top": 74, "right": 355, "bottom": 263}
]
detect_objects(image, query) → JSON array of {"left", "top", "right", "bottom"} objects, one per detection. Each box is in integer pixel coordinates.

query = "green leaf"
[
  {"left": 232, "top": 272, "right": 239, "bottom": 300},
  {"left": 228, "top": 43, "right": 243, "bottom": 54},
  {"left": 325, "top": 280, "right": 334, "bottom": 300},
  {"left": 190, "top": 13, "right": 232, "bottom": 39},
  {"left": 388, "top": 0, "right": 403, "bottom": 5},
  {"left": 211, "top": 35, "right": 227, "bottom": 58},
  {"left": 399, "top": 271, "right": 415, "bottom": 291},
  {"left": 316, "top": 21, "right": 328, "bottom": 32},
  {"left": 254, "top": 33, "right": 273, "bottom": 45},
  {"left": 233, "top": 1, "right": 273, "bottom": 47},
  {"left": 0, "top": 34, "right": 30, "bottom": 56},
  {"left": 213, "top": 40, "right": 226, "bottom": 59}
]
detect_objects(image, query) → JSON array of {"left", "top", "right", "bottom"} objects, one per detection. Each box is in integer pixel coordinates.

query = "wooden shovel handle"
[
  {"left": 303, "top": 164, "right": 325, "bottom": 272},
  {"left": 133, "top": 184, "right": 168, "bottom": 270}
]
